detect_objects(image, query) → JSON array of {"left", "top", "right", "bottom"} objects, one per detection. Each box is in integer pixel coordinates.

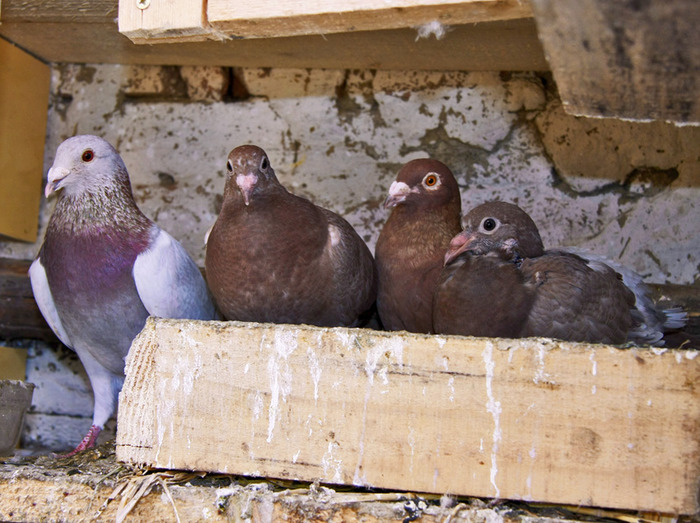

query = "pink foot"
[{"left": 56, "top": 425, "right": 102, "bottom": 458}]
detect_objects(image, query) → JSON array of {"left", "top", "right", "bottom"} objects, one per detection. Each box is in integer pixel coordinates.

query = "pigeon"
[
  {"left": 205, "top": 144, "right": 377, "bottom": 327},
  {"left": 375, "top": 158, "right": 462, "bottom": 333},
  {"left": 435, "top": 201, "right": 686, "bottom": 344},
  {"left": 29, "top": 135, "right": 218, "bottom": 455}
]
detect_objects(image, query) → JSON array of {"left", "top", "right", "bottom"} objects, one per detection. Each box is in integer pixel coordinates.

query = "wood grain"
[
  {"left": 117, "top": 318, "right": 700, "bottom": 514},
  {"left": 207, "top": 0, "right": 533, "bottom": 39},
  {"left": 530, "top": 0, "right": 700, "bottom": 123}
]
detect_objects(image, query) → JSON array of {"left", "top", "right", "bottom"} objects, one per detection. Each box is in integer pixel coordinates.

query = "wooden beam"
[
  {"left": 0, "top": 445, "right": 604, "bottom": 522},
  {"left": 0, "top": 0, "right": 547, "bottom": 70},
  {"left": 530, "top": 0, "right": 700, "bottom": 123},
  {"left": 117, "top": 0, "right": 533, "bottom": 43},
  {"left": 206, "top": 0, "right": 533, "bottom": 40},
  {"left": 0, "top": 259, "right": 58, "bottom": 343},
  {"left": 117, "top": 318, "right": 700, "bottom": 515}
]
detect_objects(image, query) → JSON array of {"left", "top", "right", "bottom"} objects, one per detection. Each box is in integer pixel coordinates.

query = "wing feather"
[{"left": 133, "top": 228, "right": 217, "bottom": 320}]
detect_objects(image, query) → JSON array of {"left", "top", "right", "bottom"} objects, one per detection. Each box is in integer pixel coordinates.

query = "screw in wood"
[{"left": 136, "top": 0, "right": 150, "bottom": 9}]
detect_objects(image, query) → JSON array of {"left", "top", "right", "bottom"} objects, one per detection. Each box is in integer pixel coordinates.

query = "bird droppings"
[{"left": 483, "top": 341, "right": 502, "bottom": 499}]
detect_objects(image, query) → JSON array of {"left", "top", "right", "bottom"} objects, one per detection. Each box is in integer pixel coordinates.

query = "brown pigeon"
[
  {"left": 375, "top": 159, "right": 462, "bottom": 333},
  {"left": 435, "top": 201, "right": 685, "bottom": 344},
  {"left": 205, "top": 145, "right": 377, "bottom": 327},
  {"left": 30, "top": 135, "right": 218, "bottom": 455}
]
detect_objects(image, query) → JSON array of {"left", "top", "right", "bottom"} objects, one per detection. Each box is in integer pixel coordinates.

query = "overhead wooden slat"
[
  {"left": 206, "top": 0, "right": 533, "bottom": 40},
  {"left": 0, "top": 0, "right": 548, "bottom": 71}
]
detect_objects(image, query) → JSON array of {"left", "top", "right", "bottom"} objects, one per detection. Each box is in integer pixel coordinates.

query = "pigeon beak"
[
  {"left": 45, "top": 166, "right": 70, "bottom": 198},
  {"left": 236, "top": 173, "right": 258, "bottom": 206},
  {"left": 444, "top": 231, "right": 476, "bottom": 266},
  {"left": 383, "top": 181, "right": 411, "bottom": 209}
]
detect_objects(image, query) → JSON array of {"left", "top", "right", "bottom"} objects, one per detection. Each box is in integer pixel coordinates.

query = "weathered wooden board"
[
  {"left": 117, "top": 0, "right": 532, "bottom": 42},
  {"left": 118, "top": 0, "right": 210, "bottom": 43},
  {"left": 0, "top": 445, "right": 604, "bottom": 523},
  {"left": 0, "top": 39, "right": 50, "bottom": 243},
  {"left": 117, "top": 318, "right": 700, "bottom": 515},
  {"left": 0, "top": 258, "right": 57, "bottom": 342},
  {"left": 0, "top": 0, "right": 547, "bottom": 71},
  {"left": 206, "top": 0, "right": 533, "bottom": 40},
  {"left": 530, "top": 0, "right": 700, "bottom": 123}
]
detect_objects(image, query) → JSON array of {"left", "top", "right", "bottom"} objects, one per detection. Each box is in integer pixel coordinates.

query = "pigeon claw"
[{"left": 55, "top": 424, "right": 102, "bottom": 458}]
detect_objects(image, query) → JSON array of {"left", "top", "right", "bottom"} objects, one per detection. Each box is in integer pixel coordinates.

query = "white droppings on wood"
[
  {"left": 354, "top": 336, "right": 405, "bottom": 487},
  {"left": 685, "top": 350, "right": 698, "bottom": 360},
  {"left": 441, "top": 355, "right": 449, "bottom": 371},
  {"left": 483, "top": 341, "right": 502, "bottom": 498},
  {"left": 321, "top": 441, "right": 343, "bottom": 483},
  {"left": 533, "top": 344, "right": 554, "bottom": 385},
  {"left": 307, "top": 343, "right": 322, "bottom": 404},
  {"left": 447, "top": 376, "right": 455, "bottom": 403},
  {"left": 266, "top": 327, "right": 299, "bottom": 443},
  {"left": 589, "top": 350, "right": 597, "bottom": 376}
]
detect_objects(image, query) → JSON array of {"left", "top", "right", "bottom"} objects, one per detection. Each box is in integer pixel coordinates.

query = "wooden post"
[
  {"left": 117, "top": 318, "right": 700, "bottom": 514},
  {"left": 0, "top": 39, "right": 49, "bottom": 243}
]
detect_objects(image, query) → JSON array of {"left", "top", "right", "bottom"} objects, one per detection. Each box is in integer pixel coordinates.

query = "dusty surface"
[{"left": 0, "top": 442, "right": 680, "bottom": 522}]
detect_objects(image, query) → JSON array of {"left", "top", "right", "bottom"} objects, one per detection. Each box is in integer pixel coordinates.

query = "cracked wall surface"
[
  {"left": 1, "top": 64, "right": 698, "bottom": 450},
  {"left": 2, "top": 65, "right": 698, "bottom": 284}
]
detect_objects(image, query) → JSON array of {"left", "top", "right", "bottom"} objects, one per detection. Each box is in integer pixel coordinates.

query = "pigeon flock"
[{"left": 31, "top": 135, "right": 687, "bottom": 453}]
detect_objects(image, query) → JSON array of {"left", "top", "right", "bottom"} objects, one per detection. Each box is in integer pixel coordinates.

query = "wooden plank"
[
  {"left": 118, "top": 0, "right": 210, "bottom": 43},
  {"left": 0, "top": 446, "right": 595, "bottom": 522},
  {"left": 117, "top": 318, "right": 700, "bottom": 514},
  {"left": 0, "top": 348, "right": 27, "bottom": 381},
  {"left": 0, "top": 39, "right": 50, "bottom": 242},
  {"left": 207, "top": 0, "right": 533, "bottom": 40},
  {"left": 530, "top": 0, "right": 700, "bottom": 123},
  {"left": 0, "top": 258, "right": 58, "bottom": 343},
  {"left": 0, "top": 0, "right": 547, "bottom": 70}
]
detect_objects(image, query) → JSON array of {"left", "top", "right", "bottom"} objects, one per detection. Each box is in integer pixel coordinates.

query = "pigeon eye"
[
  {"left": 423, "top": 173, "right": 439, "bottom": 188},
  {"left": 226, "top": 160, "right": 233, "bottom": 173},
  {"left": 482, "top": 217, "right": 498, "bottom": 232},
  {"left": 82, "top": 149, "right": 94, "bottom": 162},
  {"left": 260, "top": 156, "right": 269, "bottom": 171}
]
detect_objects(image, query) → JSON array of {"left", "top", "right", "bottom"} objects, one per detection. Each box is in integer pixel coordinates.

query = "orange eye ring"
[
  {"left": 82, "top": 149, "right": 94, "bottom": 162},
  {"left": 424, "top": 174, "right": 438, "bottom": 187}
]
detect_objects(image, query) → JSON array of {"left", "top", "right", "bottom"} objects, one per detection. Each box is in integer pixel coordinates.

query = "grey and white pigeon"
[
  {"left": 375, "top": 158, "right": 462, "bottom": 333},
  {"left": 205, "top": 145, "right": 377, "bottom": 327},
  {"left": 434, "top": 201, "right": 686, "bottom": 345},
  {"left": 30, "top": 135, "right": 218, "bottom": 455}
]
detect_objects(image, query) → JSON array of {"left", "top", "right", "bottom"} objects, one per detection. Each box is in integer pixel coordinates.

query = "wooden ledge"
[{"left": 116, "top": 318, "right": 700, "bottom": 515}]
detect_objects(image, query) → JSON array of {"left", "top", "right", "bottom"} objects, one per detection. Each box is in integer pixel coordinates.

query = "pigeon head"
[
  {"left": 444, "top": 201, "right": 544, "bottom": 265},
  {"left": 225, "top": 145, "right": 280, "bottom": 206},
  {"left": 383, "top": 158, "right": 460, "bottom": 211},
  {"left": 45, "top": 135, "right": 130, "bottom": 199}
]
